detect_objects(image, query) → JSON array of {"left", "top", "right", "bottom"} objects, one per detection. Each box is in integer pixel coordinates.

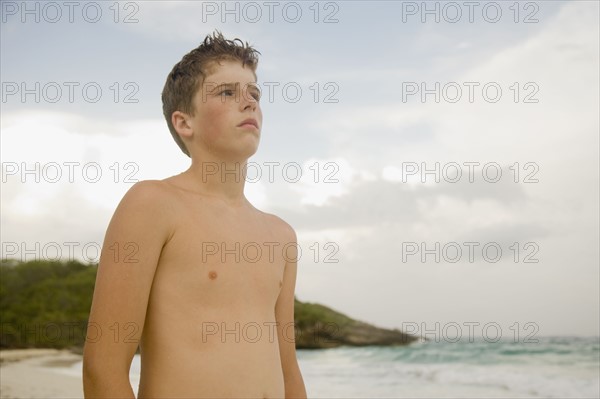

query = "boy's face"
[{"left": 186, "top": 60, "right": 262, "bottom": 161}]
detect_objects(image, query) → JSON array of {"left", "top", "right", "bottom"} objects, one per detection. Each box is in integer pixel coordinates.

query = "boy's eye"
[{"left": 220, "top": 89, "right": 235, "bottom": 96}]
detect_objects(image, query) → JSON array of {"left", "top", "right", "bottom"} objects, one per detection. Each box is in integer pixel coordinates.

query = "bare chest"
[{"left": 150, "top": 200, "right": 287, "bottom": 314}]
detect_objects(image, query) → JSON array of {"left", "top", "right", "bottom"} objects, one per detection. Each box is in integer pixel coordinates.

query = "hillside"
[
  {"left": 295, "top": 299, "right": 418, "bottom": 348},
  {"left": 0, "top": 260, "right": 418, "bottom": 349}
]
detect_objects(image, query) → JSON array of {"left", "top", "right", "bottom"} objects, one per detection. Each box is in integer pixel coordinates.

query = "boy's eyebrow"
[
  {"left": 205, "top": 82, "right": 236, "bottom": 93},
  {"left": 206, "top": 82, "right": 259, "bottom": 93}
]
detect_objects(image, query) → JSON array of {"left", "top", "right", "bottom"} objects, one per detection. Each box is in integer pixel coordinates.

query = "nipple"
[{"left": 208, "top": 271, "right": 218, "bottom": 280}]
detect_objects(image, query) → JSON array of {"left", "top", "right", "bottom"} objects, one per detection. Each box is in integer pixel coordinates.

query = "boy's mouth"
[{"left": 238, "top": 118, "right": 259, "bottom": 130}]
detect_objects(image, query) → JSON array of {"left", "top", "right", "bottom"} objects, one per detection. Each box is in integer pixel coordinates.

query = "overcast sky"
[{"left": 1, "top": 1, "right": 598, "bottom": 338}]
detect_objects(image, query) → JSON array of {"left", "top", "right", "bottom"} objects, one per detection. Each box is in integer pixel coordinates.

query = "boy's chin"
[
  {"left": 239, "top": 146, "right": 259, "bottom": 159},
  {"left": 236, "top": 137, "right": 260, "bottom": 157}
]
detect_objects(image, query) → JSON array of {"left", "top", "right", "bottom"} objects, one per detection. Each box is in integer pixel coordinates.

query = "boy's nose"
[{"left": 240, "top": 91, "right": 258, "bottom": 110}]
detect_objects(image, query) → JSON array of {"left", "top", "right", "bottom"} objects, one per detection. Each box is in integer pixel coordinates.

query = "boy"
[{"left": 82, "top": 31, "right": 307, "bottom": 399}]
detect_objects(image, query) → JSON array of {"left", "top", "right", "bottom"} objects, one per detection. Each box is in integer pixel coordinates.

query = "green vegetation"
[
  {"left": 294, "top": 299, "right": 417, "bottom": 348},
  {"left": 295, "top": 299, "right": 355, "bottom": 329},
  {"left": 1, "top": 259, "right": 97, "bottom": 349},
  {"left": 1, "top": 259, "right": 416, "bottom": 350}
]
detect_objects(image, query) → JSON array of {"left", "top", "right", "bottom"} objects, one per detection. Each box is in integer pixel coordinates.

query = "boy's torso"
[{"left": 136, "top": 177, "right": 288, "bottom": 398}]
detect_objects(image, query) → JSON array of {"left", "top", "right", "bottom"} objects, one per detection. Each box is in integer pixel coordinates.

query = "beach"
[
  {"left": 1, "top": 337, "right": 598, "bottom": 398},
  {"left": 0, "top": 349, "right": 84, "bottom": 399}
]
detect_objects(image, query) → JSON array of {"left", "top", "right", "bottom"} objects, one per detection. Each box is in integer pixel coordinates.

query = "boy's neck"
[{"left": 184, "top": 158, "right": 249, "bottom": 206}]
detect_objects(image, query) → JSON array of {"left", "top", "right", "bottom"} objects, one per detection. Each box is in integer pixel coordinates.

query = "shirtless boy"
[{"left": 82, "top": 31, "right": 307, "bottom": 399}]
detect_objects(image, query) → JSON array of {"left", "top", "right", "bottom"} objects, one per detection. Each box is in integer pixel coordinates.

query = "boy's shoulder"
[
  {"left": 117, "top": 179, "right": 177, "bottom": 213},
  {"left": 122, "top": 179, "right": 173, "bottom": 201},
  {"left": 254, "top": 209, "right": 297, "bottom": 243}
]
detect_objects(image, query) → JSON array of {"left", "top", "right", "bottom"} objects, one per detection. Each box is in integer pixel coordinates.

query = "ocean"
[
  {"left": 296, "top": 336, "right": 600, "bottom": 398},
  {"left": 59, "top": 336, "right": 599, "bottom": 398}
]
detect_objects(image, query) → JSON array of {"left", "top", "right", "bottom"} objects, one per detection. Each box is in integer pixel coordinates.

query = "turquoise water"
[
  {"left": 60, "top": 336, "right": 599, "bottom": 397},
  {"left": 297, "top": 336, "right": 600, "bottom": 398}
]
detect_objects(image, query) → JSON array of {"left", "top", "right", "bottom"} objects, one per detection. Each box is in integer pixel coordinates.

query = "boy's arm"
[
  {"left": 275, "top": 226, "right": 307, "bottom": 399},
  {"left": 83, "top": 181, "right": 172, "bottom": 398}
]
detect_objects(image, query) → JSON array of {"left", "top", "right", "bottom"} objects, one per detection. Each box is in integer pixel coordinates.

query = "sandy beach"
[{"left": 0, "top": 349, "right": 84, "bottom": 399}]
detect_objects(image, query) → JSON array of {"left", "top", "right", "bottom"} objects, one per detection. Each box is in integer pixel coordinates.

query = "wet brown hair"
[{"left": 161, "top": 30, "right": 260, "bottom": 157}]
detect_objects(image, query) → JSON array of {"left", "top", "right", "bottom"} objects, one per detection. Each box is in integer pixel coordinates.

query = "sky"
[{"left": 1, "top": 0, "right": 598, "bottom": 338}]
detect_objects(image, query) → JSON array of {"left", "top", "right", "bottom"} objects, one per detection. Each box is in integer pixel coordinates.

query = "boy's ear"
[{"left": 172, "top": 111, "right": 193, "bottom": 140}]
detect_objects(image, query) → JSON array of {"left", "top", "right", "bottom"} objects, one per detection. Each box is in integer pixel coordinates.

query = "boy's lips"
[{"left": 238, "top": 118, "right": 259, "bottom": 130}]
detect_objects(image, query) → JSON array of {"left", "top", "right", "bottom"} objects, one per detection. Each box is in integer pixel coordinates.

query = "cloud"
[
  {"left": 1, "top": 111, "right": 186, "bottom": 258},
  {"left": 116, "top": 1, "right": 268, "bottom": 43},
  {"left": 312, "top": 2, "right": 598, "bottom": 170},
  {"left": 289, "top": 1, "right": 599, "bottom": 335}
]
